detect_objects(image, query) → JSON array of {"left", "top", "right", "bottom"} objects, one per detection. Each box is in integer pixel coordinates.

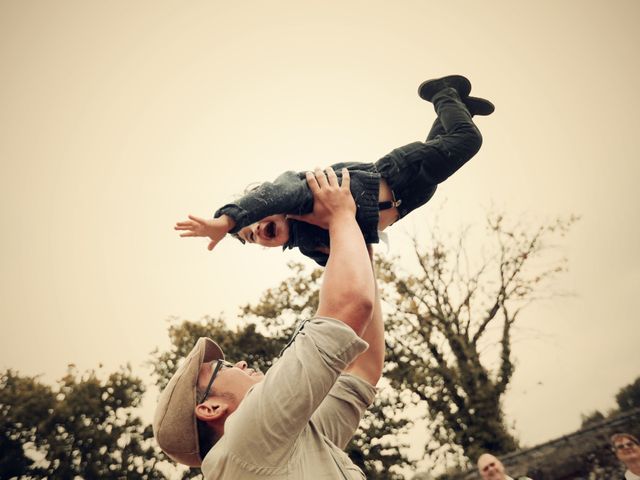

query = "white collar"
[{"left": 626, "top": 469, "right": 640, "bottom": 480}]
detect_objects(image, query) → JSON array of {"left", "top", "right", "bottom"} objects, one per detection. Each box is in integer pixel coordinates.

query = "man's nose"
[{"left": 235, "top": 361, "right": 248, "bottom": 369}]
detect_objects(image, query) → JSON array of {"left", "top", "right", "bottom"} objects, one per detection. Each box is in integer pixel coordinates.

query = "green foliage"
[
  {"left": 616, "top": 376, "right": 640, "bottom": 412},
  {"left": 345, "top": 387, "right": 414, "bottom": 479},
  {"left": 581, "top": 410, "right": 606, "bottom": 428},
  {"left": 578, "top": 376, "right": 640, "bottom": 426},
  {"left": 0, "top": 366, "right": 165, "bottom": 479},
  {"left": 0, "top": 370, "right": 54, "bottom": 478}
]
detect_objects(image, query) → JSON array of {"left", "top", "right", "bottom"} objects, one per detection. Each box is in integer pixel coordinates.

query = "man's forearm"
[
  {"left": 318, "top": 212, "right": 374, "bottom": 335},
  {"left": 345, "top": 259, "right": 384, "bottom": 385}
]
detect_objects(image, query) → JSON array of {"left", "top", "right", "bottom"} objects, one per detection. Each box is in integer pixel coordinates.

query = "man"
[
  {"left": 477, "top": 453, "right": 532, "bottom": 480},
  {"left": 612, "top": 433, "right": 640, "bottom": 479},
  {"left": 154, "top": 167, "right": 385, "bottom": 479}
]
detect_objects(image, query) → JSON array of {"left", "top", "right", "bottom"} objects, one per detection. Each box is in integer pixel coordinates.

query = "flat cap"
[{"left": 153, "top": 337, "right": 224, "bottom": 467}]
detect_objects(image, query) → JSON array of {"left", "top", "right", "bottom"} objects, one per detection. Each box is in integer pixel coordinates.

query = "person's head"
[
  {"left": 153, "top": 338, "right": 264, "bottom": 467},
  {"left": 477, "top": 453, "right": 506, "bottom": 480},
  {"left": 611, "top": 433, "right": 640, "bottom": 466},
  {"left": 233, "top": 214, "right": 291, "bottom": 248}
]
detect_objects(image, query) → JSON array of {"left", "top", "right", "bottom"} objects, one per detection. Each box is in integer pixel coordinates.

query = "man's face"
[
  {"left": 197, "top": 360, "right": 264, "bottom": 403},
  {"left": 237, "top": 214, "right": 290, "bottom": 248},
  {"left": 478, "top": 454, "right": 506, "bottom": 480},
  {"left": 614, "top": 437, "right": 640, "bottom": 465}
]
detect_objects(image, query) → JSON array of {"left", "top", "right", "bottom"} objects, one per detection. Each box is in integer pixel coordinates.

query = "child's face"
[{"left": 237, "top": 214, "right": 290, "bottom": 248}]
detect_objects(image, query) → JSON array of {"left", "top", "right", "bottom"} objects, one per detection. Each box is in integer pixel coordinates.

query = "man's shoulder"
[{"left": 281, "top": 317, "right": 367, "bottom": 355}]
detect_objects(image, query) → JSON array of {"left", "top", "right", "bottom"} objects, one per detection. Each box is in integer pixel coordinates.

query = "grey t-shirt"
[{"left": 201, "top": 317, "right": 377, "bottom": 479}]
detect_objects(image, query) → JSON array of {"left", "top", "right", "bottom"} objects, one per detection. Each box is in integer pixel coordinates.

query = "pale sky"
[{"left": 1, "top": 0, "right": 639, "bottom": 462}]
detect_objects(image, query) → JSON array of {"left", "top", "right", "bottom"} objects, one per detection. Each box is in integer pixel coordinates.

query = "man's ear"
[{"left": 195, "top": 399, "right": 229, "bottom": 422}]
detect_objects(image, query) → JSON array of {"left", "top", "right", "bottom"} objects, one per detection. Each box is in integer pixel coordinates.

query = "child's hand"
[{"left": 174, "top": 215, "right": 235, "bottom": 251}]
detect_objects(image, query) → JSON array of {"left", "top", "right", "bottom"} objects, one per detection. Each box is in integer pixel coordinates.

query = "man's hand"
[
  {"left": 287, "top": 167, "right": 354, "bottom": 229},
  {"left": 174, "top": 214, "right": 235, "bottom": 251}
]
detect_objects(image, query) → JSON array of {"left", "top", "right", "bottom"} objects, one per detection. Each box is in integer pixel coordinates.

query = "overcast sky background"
[{"left": 1, "top": 0, "right": 639, "bottom": 468}]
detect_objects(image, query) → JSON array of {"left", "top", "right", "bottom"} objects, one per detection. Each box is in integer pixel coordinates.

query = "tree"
[
  {"left": 616, "top": 376, "right": 640, "bottom": 412},
  {"left": 378, "top": 213, "right": 576, "bottom": 467},
  {"left": 580, "top": 410, "right": 606, "bottom": 428},
  {"left": 0, "top": 366, "right": 165, "bottom": 479},
  {"left": 237, "top": 212, "right": 576, "bottom": 470}
]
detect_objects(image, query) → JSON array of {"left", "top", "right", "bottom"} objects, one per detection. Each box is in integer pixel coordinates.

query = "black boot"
[
  {"left": 418, "top": 75, "right": 471, "bottom": 102},
  {"left": 464, "top": 96, "right": 495, "bottom": 116}
]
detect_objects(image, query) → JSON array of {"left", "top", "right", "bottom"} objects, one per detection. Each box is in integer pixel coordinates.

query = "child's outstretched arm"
[{"left": 174, "top": 214, "right": 236, "bottom": 251}]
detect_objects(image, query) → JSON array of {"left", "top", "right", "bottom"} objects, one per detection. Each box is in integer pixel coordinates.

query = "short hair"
[
  {"left": 611, "top": 432, "right": 640, "bottom": 447},
  {"left": 197, "top": 418, "right": 220, "bottom": 460}
]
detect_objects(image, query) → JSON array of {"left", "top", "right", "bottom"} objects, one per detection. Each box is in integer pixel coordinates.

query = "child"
[{"left": 176, "top": 75, "right": 493, "bottom": 266}]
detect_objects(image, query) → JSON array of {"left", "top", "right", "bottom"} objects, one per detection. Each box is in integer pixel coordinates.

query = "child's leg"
[
  {"left": 426, "top": 96, "right": 494, "bottom": 141},
  {"left": 425, "top": 87, "right": 483, "bottom": 182},
  {"left": 375, "top": 76, "right": 486, "bottom": 220},
  {"left": 426, "top": 118, "right": 445, "bottom": 142}
]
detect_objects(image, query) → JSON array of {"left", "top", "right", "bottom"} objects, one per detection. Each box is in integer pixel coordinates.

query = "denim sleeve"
[{"left": 214, "top": 170, "right": 314, "bottom": 233}]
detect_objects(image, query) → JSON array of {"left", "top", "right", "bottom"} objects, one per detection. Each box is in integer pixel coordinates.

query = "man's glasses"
[
  {"left": 198, "top": 359, "right": 235, "bottom": 404},
  {"left": 614, "top": 441, "right": 639, "bottom": 451}
]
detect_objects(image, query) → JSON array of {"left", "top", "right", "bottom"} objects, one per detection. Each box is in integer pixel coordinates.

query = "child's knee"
[
  {"left": 461, "top": 125, "right": 482, "bottom": 159},
  {"left": 469, "top": 127, "right": 483, "bottom": 156}
]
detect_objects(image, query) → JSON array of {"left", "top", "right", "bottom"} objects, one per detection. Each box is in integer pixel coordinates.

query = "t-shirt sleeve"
[{"left": 223, "top": 317, "right": 369, "bottom": 467}]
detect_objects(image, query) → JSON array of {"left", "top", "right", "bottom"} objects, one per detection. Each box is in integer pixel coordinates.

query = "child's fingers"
[
  {"left": 188, "top": 214, "right": 206, "bottom": 224},
  {"left": 175, "top": 222, "right": 194, "bottom": 230}
]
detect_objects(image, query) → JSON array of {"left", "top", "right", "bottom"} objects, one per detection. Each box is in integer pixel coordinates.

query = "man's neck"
[{"left": 628, "top": 459, "right": 640, "bottom": 475}]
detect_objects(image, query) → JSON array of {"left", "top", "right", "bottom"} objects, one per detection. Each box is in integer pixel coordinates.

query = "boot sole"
[{"left": 418, "top": 75, "right": 472, "bottom": 101}]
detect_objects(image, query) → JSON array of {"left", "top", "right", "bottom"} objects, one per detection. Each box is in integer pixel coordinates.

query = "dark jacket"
[{"left": 214, "top": 162, "right": 381, "bottom": 266}]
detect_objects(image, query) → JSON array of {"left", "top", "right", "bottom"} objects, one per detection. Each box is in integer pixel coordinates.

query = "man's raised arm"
[{"left": 304, "top": 167, "right": 374, "bottom": 336}]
